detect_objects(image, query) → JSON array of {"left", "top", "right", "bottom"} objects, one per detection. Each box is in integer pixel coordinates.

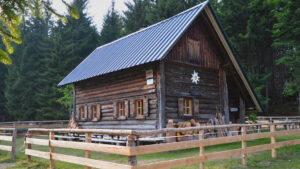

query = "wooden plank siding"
[
  {"left": 166, "top": 15, "right": 222, "bottom": 69},
  {"left": 73, "top": 12, "right": 255, "bottom": 129},
  {"left": 164, "top": 62, "right": 220, "bottom": 123},
  {"left": 75, "top": 63, "right": 159, "bottom": 130},
  {"left": 163, "top": 14, "right": 224, "bottom": 123}
]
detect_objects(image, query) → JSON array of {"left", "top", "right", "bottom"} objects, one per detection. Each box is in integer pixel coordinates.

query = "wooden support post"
[
  {"left": 49, "top": 131, "right": 55, "bottom": 169},
  {"left": 257, "top": 125, "right": 261, "bottom": 133},
  {"left": 27, "top": 131, "right": 32, "bottom": 162},
  {"left": 220, "top": 68, "right": 230, "bottom": 124},
  {"left": 0, "top": 130, "right": 2, "bottom": 145},
  {"left": 270, "top": 124, "right": 276, "bottom": 158},
  {"left": 239, "top": 96, "right": 245, "bottom": 124},
  {"left": 241, "top": 126, "right": 247, "bottom": 166},
  {"left": 199, "top": 130, "right": 205, "bottom": 169},
  {"left": 11, "top": 122, "right": 17, "bottom": 159},
  {"left": 85, "top": 133, "right": 92, "bottom": 169},
  {"left": 126, "top": 135, "right": 137, "bottom": 166},
  {"left": 158, "top": 61, "right": 166, "bottom": 130}
]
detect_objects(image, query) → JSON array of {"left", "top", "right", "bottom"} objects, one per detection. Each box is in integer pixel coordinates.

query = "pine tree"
[
  {"left": 0, "top": 0, "right": 79, "bottom": 65},
  {"left": 36, "top": 0, "right": 100, "bottom": 120},
  {"left": 146, "top": 0, "right": 201, "bottom": 24},
  {"left": 123, "top": 0, "right": 151, "bottom": 34},
  {"left": 99, "top": 1, "right": 123, "bottom": 45},
  {"left": 0, "top": 63, "right": 9, "bottom": 121},
  {"left": 5, "top": 13, "right": 51, "bottom": 120},
  {"left": 272, "top": 0, "right": 300, "bottom": 112}
]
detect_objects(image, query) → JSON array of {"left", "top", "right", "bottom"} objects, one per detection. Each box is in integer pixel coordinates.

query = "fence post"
[
  {"left": 49, "top": 131, "right": 55, "bottom": 169},
  {"left": 241, "top": 126, "right": 247, "bottom": 166},
  {"left": 11, "top": 122, "right": 17, "bottom": 159},
  {"left": 27, "top": 131, "right": 32, "bottom": 161},
  {"left": 85, "top": 133, "right": 92, "bottom": 169},
  {"left": 270, "top": 124, "right": 276, "bottom": 158},
  {"left": 126, "top": 135, "right": 137, "bottom": 166},
  {"left": 199, "top": 129, "right": 205, "bottom": 169}
]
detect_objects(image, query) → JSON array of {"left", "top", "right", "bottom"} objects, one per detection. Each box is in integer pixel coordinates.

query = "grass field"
[{"left": 0, "top": 135, "right": 300, "bottom": 169}]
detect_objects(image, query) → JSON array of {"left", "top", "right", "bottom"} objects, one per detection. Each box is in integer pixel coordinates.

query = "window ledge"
[
  {"left": 136, "top": 115, "right": 145, "bottom": 120},
  {"left": 118, "top": 116, "right": 127, "bottom": 120},
  {"left": 183, "top": 114, "right": 193, "bottom": 117}
]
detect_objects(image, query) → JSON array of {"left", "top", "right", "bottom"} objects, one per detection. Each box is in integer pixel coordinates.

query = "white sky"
[{"left": 52, "top": 0, "right": 132, "bottom": 32}]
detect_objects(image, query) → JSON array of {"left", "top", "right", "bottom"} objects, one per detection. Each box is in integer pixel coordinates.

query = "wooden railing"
[
  {"left": 256, "top": 116, "right": 300, "bottom": 121},
  {"left": 25, "top": 121, "right": 300, "bottom": 169},
  {"left": 0, "top": 120, "right": 68, "bottom": 159},
  {"left": 0, "top": 120, "right": 69, "bottom": 137},
  {"left": 0, "top": 120, "right": 69, "bottom": 129},
  {"left": 0, "top": 127, "right": 17, "bottom": 159},
  {"left": 248, "top": 116, "right": 300, "bottom": 128}
]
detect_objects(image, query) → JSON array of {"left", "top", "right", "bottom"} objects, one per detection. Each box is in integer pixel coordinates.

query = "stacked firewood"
[
  {"left": 166, "top": 119, "right": 201, "bottom": 143},
  {"left": 68, "top": 117, "right": 80, "bottom": 129},
  {"left": 166, "top": 112, "right": 230, "bottom": 142},
  {"left": 210, "top": 112, "right": 228, "bottom": 137}
]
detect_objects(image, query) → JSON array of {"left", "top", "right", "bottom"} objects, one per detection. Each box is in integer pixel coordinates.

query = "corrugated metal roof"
[{"left": 58, "top": 1, "right": 209, "bottom": 86}]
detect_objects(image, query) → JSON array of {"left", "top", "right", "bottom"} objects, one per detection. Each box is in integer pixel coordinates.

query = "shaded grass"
[{"left": 1, "top": 135, "right": 300, "bottom": 168}]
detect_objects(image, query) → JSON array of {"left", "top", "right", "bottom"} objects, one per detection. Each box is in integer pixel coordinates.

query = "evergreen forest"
[{"left": 0, "top": 0, "right": 299, "bottom": 121}]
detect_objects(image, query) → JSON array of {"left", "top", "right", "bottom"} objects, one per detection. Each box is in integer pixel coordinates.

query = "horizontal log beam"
[
  {"left": 0, "top": 135, "right": 13, "bottom": 141},
  {"left": 26, "top": 138, "right": 49, "bottom": 146},
  {"left": 27, "top": 122, "right": 300, "bottom": 136},
  {"left": 133, "top": 138, "right": 300, "bottom": 169},
  {"left": 0, "top": 145, "right": 12, "bottom": 151},
  {"left": 129, "top": 130, "right": 300, "bottom": 155},
  {"left": 50, "top": 140, "right": 130, "bottom": 155},
  {"left": 25, "top": 149, "right": 50, "bottom": 159},
  {"left": 52, "top": 153, "right": 131, "bottom": 169}
]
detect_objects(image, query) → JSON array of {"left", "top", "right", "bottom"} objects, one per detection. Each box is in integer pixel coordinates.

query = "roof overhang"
[{"left": 203, "top": 4, "right": 263, "bottom": 112}]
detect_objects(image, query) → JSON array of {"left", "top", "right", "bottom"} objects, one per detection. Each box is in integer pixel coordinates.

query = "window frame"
[
  {"left": 79, "top": 106, "right": 85, "bottom": 120},
  {"left": 135, "top": 99, "right": 144, "bottom": 117},
  {"left": 183, "top": 98, "right": 193, "bottom": 116},
  {"left": 117, "top": 101, "right": 126, "bottom": 118},
  {"left": 91, "top": 105, "right": 98, "bottom": 120}
]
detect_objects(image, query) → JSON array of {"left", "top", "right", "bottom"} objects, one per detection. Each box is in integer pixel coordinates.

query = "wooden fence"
[
  {"left": 25, "top": 121, "right": 300, "bottom": 169},
  {"left": 248, "top": 116, "right": 300, "bottom": 128},
  {"left": 256, "top": 116, "right": 300, "bottom": 121},
  {"left": 0, "top": 120, "right": 69, "bottom": 129},
  {"left": 0, "top": 120, "right": 68, "bottom": 159},
  {"left": 0, "top": 128, "right": 16, "bottom": 158}
]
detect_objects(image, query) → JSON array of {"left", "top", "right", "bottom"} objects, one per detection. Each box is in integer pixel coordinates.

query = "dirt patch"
[{"left": 0, "top": 163, "right": 14, "bottom": 169}]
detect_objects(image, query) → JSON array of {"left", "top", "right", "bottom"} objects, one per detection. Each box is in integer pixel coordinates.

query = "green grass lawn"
[{"left": 1, "top": 135, "right": 300, "bottom": 169}]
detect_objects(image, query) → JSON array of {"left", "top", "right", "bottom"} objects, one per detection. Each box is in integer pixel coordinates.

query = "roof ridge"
[{"left": 96, "top": 0, "right": 209, "bottom": 51}]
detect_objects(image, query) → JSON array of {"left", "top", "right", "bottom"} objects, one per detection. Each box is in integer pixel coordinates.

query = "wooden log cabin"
[{"left": 58, "top": 1, "right": 263, "bottom": 130}]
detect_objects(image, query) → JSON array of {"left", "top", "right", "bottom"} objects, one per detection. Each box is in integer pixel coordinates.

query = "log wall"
[
  {"left": 75, "top": 64, "right": 159, "bottom": 130},
  {"left": 164, "top": 14, "right": 223, "bottom": 123},
  {"left": 164, "top": 62, "right": 220, "bottom": 123},
  {"left": 167, "top": 16, "right": 222, "bottom": 69}
]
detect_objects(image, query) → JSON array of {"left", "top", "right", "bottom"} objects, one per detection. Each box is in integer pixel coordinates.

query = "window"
[
  {"left": 184, "top": 98, "right": 193, "bottom": 115},
  {"left": 91, "top": 105, "right": 97, "bottom": 119},
  {"left": 118, "top": 101, "right": 125, "bottom": 117},
  {"left": 135, "top": 99, "right": 143, "bottom": 116},
  {"left": 79, "top": 106, "right": 85, "bottom": 119}
]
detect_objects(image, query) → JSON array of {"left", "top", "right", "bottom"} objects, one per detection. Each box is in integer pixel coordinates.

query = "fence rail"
[
  {"left": 0, "top": 120, "right": 69, "bottom": 129},
  {"left": 256, "top": 116, "right": 300, "bottom": 121},
  {"left": 0, "top": 120, "right": 69, "bottom": 159},
  {"left": 25, "top": 121, "right": 300, "bottom": 169},
  {"left": 0, "top": 128, "right": 16, "bottom": 158}
]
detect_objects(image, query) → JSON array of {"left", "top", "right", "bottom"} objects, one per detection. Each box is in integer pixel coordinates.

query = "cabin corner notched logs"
[
  {"left": 75, "top": 64, "right": 159, "bottom": 130},
  {"left": 67, "top": 2, "right": 262, "bottom": 130}
]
